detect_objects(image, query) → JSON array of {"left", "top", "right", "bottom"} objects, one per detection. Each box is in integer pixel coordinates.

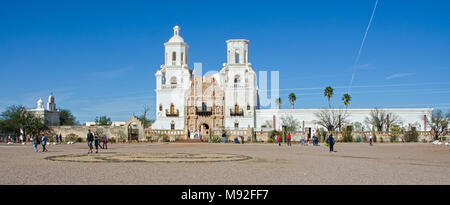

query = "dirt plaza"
[{"left": 1, "top": 142, "right": 449, "bottom": 185}]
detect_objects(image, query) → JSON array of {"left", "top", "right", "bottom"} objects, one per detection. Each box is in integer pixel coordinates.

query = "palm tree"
[
  {"left": 324, "top": 86, "right": 334, "bottom": 108},
  {"left": 342, "top": 93, "right": 351, "bottom": 109},
  {"left": 288, "top": 93, "right": 296, "bottom": 109},
  {"left": 275, "top": 98, "right": 282, "bottom": 109}
]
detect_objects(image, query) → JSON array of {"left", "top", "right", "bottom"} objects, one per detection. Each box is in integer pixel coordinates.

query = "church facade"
[
  {"left": 151, "top": 26, "right": 433, "bottom": 135},
  {"left": 28, "top": 94, "right": 60, "bottom": 126}
]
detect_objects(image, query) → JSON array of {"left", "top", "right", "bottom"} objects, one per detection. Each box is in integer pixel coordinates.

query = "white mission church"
[{"left": 151, "top": 26, "right": 432, "bottom": 135}]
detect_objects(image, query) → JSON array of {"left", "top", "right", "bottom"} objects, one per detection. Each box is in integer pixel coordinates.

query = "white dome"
[
  {"left": 37, "top": 98, "right": 44, "bottom": 109},
  {"left": 168, "top": 25, "right": 184, "bottom": 43},
  {"left": 168, "top": 35, "right": 184, "bottom": 43}
]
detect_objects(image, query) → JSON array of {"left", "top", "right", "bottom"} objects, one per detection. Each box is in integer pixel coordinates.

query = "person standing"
[
  {"left": 369, "top": 135, "right": 373, "bottom": 146},
  {"left": 41, "top": 135, "right": 48, "bottom": 152},
  {"left": 55, "top": 134, "right": 59, "bottom": 144},
  {"left": 87, "top": 129, "right": 94, "bottom": 154},
  {"left": 102, "top": 135, "right": 108, "bottom": 150},
  {"left": 59, "top": 133, "right": 62, "bottom": 144},
  {"left": 94, "top": 133, "right": 100, "bottom": 153},
  {"left": 327, "top": 134, "right": 335, "bottom": 152},
  {"left": 287, "top": 133, "right": 292, "bottom": 146},
  {"left": 32, "top": 136, "right": 39, "bottom": 152},
  {"left": 222, "top": 131, "right": 226, "bottom": 143},
  {"left": 187, "top": 129, "right": 191, "bottom": 139}
]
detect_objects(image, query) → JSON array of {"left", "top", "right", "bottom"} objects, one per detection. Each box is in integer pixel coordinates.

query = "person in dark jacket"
[
  {"left": 94, "top": 133, "right": 100, "bottom": 153},
  {"left": 41, "top": 135, "right": 48, "bottom": 152},
  {"left": 327, "top": 134, "right": 335, "bottom": 152},
  {"left": 59, "top": 133, "right": 62, "bottom": 144},
  {"left": 32, "top": 137, "right": 39, "bottom": 152},
  {"left": 87, "top": 129, "right": 94, "bottom": 154}
]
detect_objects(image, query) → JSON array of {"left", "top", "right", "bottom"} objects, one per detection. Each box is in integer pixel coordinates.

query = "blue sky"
[{"left": 1, "top": 0, "right": 449, "bottom": 123}]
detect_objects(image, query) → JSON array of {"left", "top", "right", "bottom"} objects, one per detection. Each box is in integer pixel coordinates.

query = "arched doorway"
[
  {"left": 127, "top": 123, "right": 139, "bottom": 142},
  {"left": 199, "top": 123, "right": 210, "bottom": 140}
]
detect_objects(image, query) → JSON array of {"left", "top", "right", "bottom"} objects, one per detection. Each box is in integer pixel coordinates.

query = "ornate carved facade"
[{"left": 185, "top": 76, "right": 225, "bottom": 137}]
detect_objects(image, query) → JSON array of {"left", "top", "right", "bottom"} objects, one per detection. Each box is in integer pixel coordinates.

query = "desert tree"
[
  {"left": 324, "top": 86, "right": 334, "bottom": 108},
  {"left": 364, "top": 108, "right": 402, "bottom": 132},
  {"left": 314, "top": 108, "right": 349, "bottom": 132},
  {"left": 288, "top": 93, "right": 296, "bottom": 109},
  {"left": 425, "top": 109, "right": 449, "bottom": 141},
  {"left": 342, "top": 93, "right": 351, "bottom": 109},
  {"left": 95, "top": 116, "right": 112, "bottom": 126}
]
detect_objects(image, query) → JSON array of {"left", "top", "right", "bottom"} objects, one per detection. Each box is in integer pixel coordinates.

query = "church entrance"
[{"left": 199, "top": 123, "right": 210, "bottom": 141}]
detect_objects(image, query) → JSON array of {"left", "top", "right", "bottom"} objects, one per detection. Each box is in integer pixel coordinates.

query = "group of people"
[
  {"left": 86, "top": 129, "right": 108, "bottom": 154},
  {"left": 31, "top": 133, "right": 64, "bottom": 152},
  {"left": 187, "top": 130, "right": 202, "bottom": 141},
  {"left": 274, "top": 132, "right": 337, "bottom": 152},
  {"left": 32, "top": 135, "right": 48, "bottom": 152}
]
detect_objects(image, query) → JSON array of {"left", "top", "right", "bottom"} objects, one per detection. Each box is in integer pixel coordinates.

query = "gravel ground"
[{"left": 1, "top": 142, "right": 449, "bottom": 185}]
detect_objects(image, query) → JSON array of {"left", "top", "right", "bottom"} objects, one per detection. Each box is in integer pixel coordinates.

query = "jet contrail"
[{"left": 348, "top": 0, "right": 379, "bottom": 94}]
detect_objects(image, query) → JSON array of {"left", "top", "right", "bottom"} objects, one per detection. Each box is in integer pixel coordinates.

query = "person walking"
[
  {"left": 32, "top": 136, "right": 39, "bottom": 152},
  {"left": 287, "top": 133, "right": 292, "bottom": 146},
  {"left": 41, "top": 135, "right": 48, "bottom": 152},
  {"left": 94, "top": 133, "right": 100, "bottom": 153},
  {"left": 369, "top": 135, "right": 373, "bottom": 146},
  {"left": 301, "top": 135, "right": 305, "bottom": 146},
  {"left": 277, "top": 135, "right": 281, "bottom": 146},
  {"left": 59, "top": 133, "right": 62, "bottom": 144},
  {"left": 327, "top": 134, "right": 335, "bottom": 152},
  {"left": 55, "top": 134, "right": 59, "bottom": 144},
  {"left": 102, "top": 135, "right": 108, "bottom": 150},
  {"left": 87, "top": 129, "right": 94, "bottom": 154}
]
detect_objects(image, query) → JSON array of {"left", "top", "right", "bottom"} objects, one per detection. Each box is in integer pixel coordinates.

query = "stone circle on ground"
[{"left": 45, "top": 152, "right": 251, "bottom": 163}]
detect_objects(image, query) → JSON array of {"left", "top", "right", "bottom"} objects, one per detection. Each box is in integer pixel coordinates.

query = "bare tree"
[
  {"left": 364, "top": 108, "right": 402, "bottom": 132},
  {"left": 425, "top": 109, "right": 449, "bottom": 140},
  {"left": 138, "top": 105, "right": 152, "bottom": 128},
  {"left": 280, "top": 114, "right": 300, "bottom": 132},
  {"left": 314, "top": 108, "right": 349, "bottom": 132}
]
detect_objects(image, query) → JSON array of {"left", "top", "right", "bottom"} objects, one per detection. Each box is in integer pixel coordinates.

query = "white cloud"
[{"left": 384, "top": 73, "right": 416, "bottom": 80}]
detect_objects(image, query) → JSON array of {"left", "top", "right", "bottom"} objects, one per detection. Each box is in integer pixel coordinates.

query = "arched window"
[
  {"left": 172, "top": 52, "right": 176, "bottom": 64},
  {"left": 170, "top": 103, "right": 175, "bottom": 114},
  {"left": 234, "top": 75, "right": 240, "bottom": 84},
  {"left": 159, "top": 104, "right": 163, "bottom": 111},
  {"left": 234, "top": 121, "right": 239, "bottom": 128},
  {"left": 171, "top": 121, "right": 175, "bottom": 130},
  {"left": 235, "top": 50, "right": 240, "bottom": 64},
  {"left": 235, "top": 104, "right": 239, "bottom": 113}
]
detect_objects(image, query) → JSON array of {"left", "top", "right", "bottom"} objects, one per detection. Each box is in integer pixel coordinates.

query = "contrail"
[{"left": 348, "top": 0, "right": 379, "bottom": 94}]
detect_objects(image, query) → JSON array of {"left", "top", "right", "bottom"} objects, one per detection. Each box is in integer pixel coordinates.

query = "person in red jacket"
[
  {"left": 277, "top": 135, "right": 281, "bottom": 146},
  {"left": 287, "top": 133, "right": 292, "bottom": 146}
]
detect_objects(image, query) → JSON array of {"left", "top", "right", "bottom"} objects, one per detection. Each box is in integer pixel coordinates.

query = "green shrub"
[
  {"left": 354, "top": 135, "right": 362, "bottom": 142},
  {"left": 158, "top": 134, "right": 170, "bottom": 142},
  {"left": 341, "top": 126, "right": 353, "bottom": 142},
  {"left": 389, "top": 126, "right": 401, "bottom": 142},
  {"left": 379, "top": 137, "right": 384, "bottom": 143},
  {"left": 403, "top": 127, "right": 419, "bottom": 142},
  {"left": 65, "top": 133, "right": 79, "bottom": 142},
  {"left": 210, "top": 136, "right": 222, "bottom": 143},
  {"left": 109, "top": 137, "right": 116, "bottom": 144},
  {"left": 76, "top": 137, "right": 83, "bottom": 143},
  {"left": 372, "top": 127, "right": 377, "bottom": 143},
  {"left": 267, "top": 137, "right": 274, "bottom": 143}
]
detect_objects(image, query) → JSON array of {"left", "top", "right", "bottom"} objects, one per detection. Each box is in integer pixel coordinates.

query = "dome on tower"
[
  {"left": 168, "top": 25, "right": 185, "bottom": 43},
  {"left": 48, "top": 94, "right": 55, "bottom": 103},
  {"left": 37, "top": 98, "right": 44, "bottom": 109}
]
